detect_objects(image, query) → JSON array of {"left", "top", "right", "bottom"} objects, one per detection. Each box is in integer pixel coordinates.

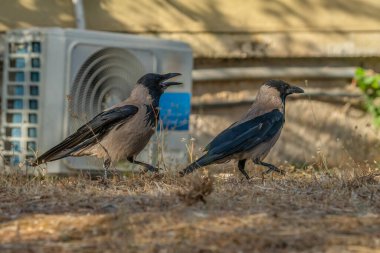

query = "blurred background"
[{"left": 0, "top": 0, "right": 380, "bottom": 170}]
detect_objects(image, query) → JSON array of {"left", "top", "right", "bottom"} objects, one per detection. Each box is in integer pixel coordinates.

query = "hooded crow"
[
  {"left": 32, "top": 73, "right": 182, "bottom": 179},
  {"left": 179, "top": 80, "right": 304, "bottom": 179}
]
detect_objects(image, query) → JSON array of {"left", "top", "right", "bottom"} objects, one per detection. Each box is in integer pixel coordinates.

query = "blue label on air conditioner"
[{"left": 159, "top": 92, "right": 191, "bottom": 131}]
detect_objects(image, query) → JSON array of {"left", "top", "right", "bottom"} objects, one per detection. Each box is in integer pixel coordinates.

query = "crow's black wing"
[
  {"left": 203, "top": 109, "right": 284, "bottom": 162},
  {"left": 33, "top": 105, "right": 139, "bottom": 165}
]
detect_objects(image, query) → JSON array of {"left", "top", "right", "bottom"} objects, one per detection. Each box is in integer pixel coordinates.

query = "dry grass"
[{"left": 0, "top": 164, "right": 379, "bottom": 253}]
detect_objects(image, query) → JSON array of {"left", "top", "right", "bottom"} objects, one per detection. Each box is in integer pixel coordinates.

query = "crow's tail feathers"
[
  {"left": 179, "top": 161, "right": 201, "bottom": 177},
  {"left": 30, "top": 134, "right": 98, "bottom": 167},
  {"left": 30, "top": 150, "right": 71, "bottom": 167},
  {"left": 179, "top": 155, "right": 215, "bottom": 177}
]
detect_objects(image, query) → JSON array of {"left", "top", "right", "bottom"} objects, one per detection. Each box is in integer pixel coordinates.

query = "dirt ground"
[{"left": 0, "top": 164, "right": 379, "bottom": 253}]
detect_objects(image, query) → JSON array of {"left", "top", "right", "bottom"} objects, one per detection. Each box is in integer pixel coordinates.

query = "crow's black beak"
[
  {"left": 286, "top": 86, "right": 304, "bottom": 95},
  {"left": 160, "top": 73, "right": 182, "bottom": 88}
]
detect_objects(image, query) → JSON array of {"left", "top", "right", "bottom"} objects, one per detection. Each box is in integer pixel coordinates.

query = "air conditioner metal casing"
[{"left": 1, "top": 28, "right": 192, "bottom": 174}]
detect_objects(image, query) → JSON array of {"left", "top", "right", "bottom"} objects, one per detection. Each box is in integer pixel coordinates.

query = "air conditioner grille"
[{"left": 70, "top": 47, "right": 145, "bottom": 123}]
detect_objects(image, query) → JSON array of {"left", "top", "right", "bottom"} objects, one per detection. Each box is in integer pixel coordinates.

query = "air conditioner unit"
[{"left": 1, "top": 28, "right": 192, "bottom": 174}]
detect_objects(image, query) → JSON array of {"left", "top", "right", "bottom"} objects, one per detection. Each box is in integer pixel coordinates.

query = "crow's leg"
[
  {"left": 103, "top": 158, "right": 111, "bottom": 180},
  {"left": 127, "top": 157, "right": 159, "bottom": 173},
  {"left": 238, "top": 159, "right": 250, "bottom": 180},
  {"left": 253, "top": 159, "right": 285, "bottom": 175},
  {"left": 95, "top": 141, "right": 112, "bottom": 181}
]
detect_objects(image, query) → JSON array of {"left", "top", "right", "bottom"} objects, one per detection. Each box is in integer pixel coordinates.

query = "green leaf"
[
  {"left": 355, "top": 68, "right": 380, "bottom": 128},
  {"left": 355, "top": 67, "right": 365, "bottom": 78},
  {"left": 364, "top": 76, "right": 374, "bottom": 86}
]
